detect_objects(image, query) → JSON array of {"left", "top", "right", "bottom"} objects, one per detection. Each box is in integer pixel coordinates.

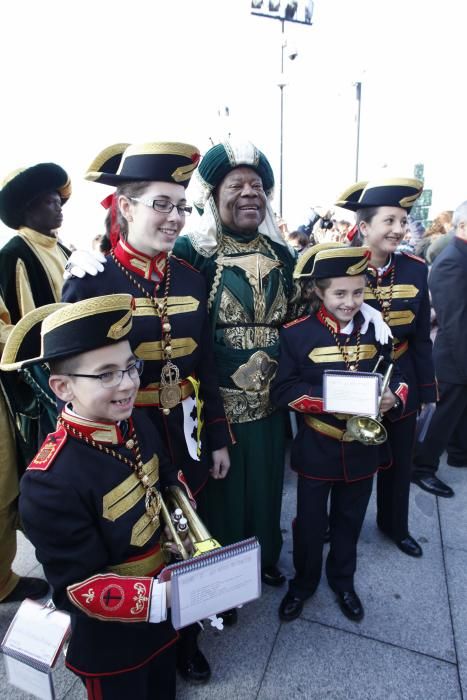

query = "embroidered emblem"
[
  {"left": 81, "top": 588, "right": 95, "bottom": 604},
  {"left": 28, "top": 427, "right": 67, "bottom": 471},
  {"left": 131, "top": 582, "right": 149, "bottom": 615},
  {"left": 100, "top": 584, "right": 124, "bottom": 611}
]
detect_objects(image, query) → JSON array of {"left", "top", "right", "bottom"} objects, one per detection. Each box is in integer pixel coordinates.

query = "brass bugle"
[
  {"left": 160, "top": 486, "right": 221, "bottom": 561},
  {"left": 345, "top": 363, "right": 394, "bottom": 446}
]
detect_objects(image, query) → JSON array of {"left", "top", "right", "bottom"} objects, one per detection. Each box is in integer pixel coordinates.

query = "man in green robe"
[{"left": 174, "top": 141, "right": 296, "bottom": 593}]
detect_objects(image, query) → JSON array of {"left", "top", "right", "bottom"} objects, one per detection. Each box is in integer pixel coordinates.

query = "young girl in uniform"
[
  {"left": 272, "top": 244, "right": 407, "bottom": 623},
  {"left": 336, "top": 179, "right": 438, "bottom": 556}
]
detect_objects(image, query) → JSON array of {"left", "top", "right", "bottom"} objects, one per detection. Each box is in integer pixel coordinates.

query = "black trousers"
[
  {"left": 377, "top": 413, "right": 416, "bottom": 540},
  {"left": 78, "top": 643, "right": 176, "bottom": 700},
  {"left": 413, "top": 382, "right": 467, "bottom": 473},
  {"left": 289, "top": 475, "right": 373, "bottom": 599}
]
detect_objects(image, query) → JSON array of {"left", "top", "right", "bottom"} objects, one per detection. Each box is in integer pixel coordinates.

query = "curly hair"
[{"left": 423, "top": 210, "right": 453, "bottom": 238}]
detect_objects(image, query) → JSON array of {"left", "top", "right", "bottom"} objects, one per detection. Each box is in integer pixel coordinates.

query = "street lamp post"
[
  {"left": 278, "top": 20, "right": 287, "bottom": 217},
  {"left": 354, "top": 81, "right": 362, "bottom": 182}
]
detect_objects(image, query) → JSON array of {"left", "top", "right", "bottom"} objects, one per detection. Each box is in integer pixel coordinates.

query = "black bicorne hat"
[
  {"left": 294, "top": 243, "right": 371, "bottom": 280},
  {"left": 335, "top": 177, "right": 423, "bottom": 213},
  {"left": 85, "top": 142, "right": 200, "bottom": 188},
  {"left": 0, "top": 163, "right": 71, "bottom": 230},
  {"left": 0, "top": 294, "right": 134, "bottom": 371}
]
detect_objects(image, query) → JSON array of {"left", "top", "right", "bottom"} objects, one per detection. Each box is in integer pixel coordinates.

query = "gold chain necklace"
[
  {"left": 58, "top": 417, "right": 161, "bottom": 521},
  {"left": 368, "top": 264, "right": 395, "bottom": 324},
  {"left": 319, "top": 309, "right": 361, "bottom": 371},
  {"left": 110, "top": 252, "right": 181, "bottom": 414}
]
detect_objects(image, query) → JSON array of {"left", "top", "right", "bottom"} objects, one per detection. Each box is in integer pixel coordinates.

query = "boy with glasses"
[{"left": 0, "top": 293, "right": 192, "bottom": 699}]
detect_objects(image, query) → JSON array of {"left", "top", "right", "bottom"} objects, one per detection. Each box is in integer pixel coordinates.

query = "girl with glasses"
[{"left": 62, "top": 142, "right": 232, "bottom": 685}]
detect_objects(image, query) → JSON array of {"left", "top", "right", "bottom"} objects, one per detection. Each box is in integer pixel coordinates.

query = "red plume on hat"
[
  {"left": 347, "top": 224, "right": 358, "bottom": 242},
  {"left": 101, "top": 193, "right": 120, "bottom": 249}
]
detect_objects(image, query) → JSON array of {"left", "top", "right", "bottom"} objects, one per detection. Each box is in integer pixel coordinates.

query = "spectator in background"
[
  {"left": 415, "top": 211, "right": 453, "bottom": 262},
  {"left": 286, "top": 230, "right": 309, "bottom": 254},
  {"left": 0, "top": 162, "right": 71, "bottom": 605},
  {"left": 412, "top": 201, "right": 467, "bottom": 497},
  {"left": 335, "top": 219, "right": 353, "bottom": 243},
  {"left": 408, "top": 218, "right": 425, "bottom": 245},
  {"left": 425, "top": 210, "right": 455, "bottom": 264}
]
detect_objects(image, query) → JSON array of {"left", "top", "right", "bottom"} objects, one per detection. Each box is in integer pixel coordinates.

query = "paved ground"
[{"left": 1, "top": 454, "right": 466, "bottom": 699}]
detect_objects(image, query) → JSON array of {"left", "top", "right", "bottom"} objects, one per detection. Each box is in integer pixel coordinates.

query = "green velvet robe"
[{"left": 174, "top": 229, "right": 296, "bottom": 566}]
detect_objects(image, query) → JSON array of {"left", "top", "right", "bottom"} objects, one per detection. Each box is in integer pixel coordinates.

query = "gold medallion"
[{"left": 160, "top": 361, "right": 182, "bottom": 409}]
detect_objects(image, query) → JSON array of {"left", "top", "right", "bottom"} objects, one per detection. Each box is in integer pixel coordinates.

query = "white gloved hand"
[
  {"left": 63, "top": 250, "right": 107, "bottom": 280},
  {"left": 360, "top": 302, "right": 393, "bottom": 345}
]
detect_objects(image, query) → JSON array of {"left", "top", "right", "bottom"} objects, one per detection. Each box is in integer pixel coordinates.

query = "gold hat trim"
[
  {"left": 43, "top": 294, "right": 133, "bottom": 334},
  {"left": 335, "top": 180, "right": 368, "bottom": 207},
  {"left": 0, "top": 303, "right": 68, "bottom": 371},
  {"left": 346, "top": 256, "right": 370, "bottom": 275},
  {"left": 293, "top": 242, "right": 342, "bottom": 278},
  {"left": 362, "top": 177, "right": 423, "bottom": 191},
  {"left": 84, "top": 142, "right": 130, "bottom": 180},
  {"left": 1, "top": 167, "right": 26, "bottom": 189},
  {"left": 172, "top": 161, "right": 199, "bottom": 183},
  {"left": 107, "top": 309, "right": 132, "bottom": 340},
  {"left": 117, "top": 142, "right": 200, "bottom": 168},
  {"left": 306, "top": 246, "right": 370, "bottom": 277}
]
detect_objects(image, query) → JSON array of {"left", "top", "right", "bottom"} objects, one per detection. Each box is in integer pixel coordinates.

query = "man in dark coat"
[
  {"left": 412, "top": 201, "right": 467, "bottom": 496},
  {"left": 0, "top": 163, "right": 71, "bottom": 604}
]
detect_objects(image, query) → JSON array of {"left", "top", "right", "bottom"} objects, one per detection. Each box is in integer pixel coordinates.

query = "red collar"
[
  {"left": 61, "top": 407, "right": 133, "bottom": 445},
  {"left": 317, "top": 304, "right": 341, "bottom": 333},
  {"left": 367, "top": 254, "right": 394, "bottom": 279},
  {"left": 113, "top": 239, "right": 167, "bottom": 282},
  {"left": 317, "top": 303, "right": 363, "bottom": 335}
]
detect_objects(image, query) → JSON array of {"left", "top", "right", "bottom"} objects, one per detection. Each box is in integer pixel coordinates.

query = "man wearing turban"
[{"left": 174, "top": 141, "right": 296, "bottom": 593}]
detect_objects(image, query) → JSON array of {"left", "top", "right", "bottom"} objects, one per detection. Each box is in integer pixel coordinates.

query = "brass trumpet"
[
  {"left": 160, "top": 485, "right": 221, "bottom": 561},
  {"left": 345, "top": 362, "right": 394, "bottom": 446}
]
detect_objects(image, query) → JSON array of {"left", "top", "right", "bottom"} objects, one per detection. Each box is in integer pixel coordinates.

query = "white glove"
[
  {"left": 63, "top": 250, "right": 107, "bottom": 280},
  {"left": 360, "top": 302, "right": 393, "bottom": 345}
]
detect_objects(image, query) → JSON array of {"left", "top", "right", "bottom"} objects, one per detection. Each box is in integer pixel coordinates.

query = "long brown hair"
[
  {"left": 294, "top": 277, "right": 332, "bottom": 313},
  {"left": 100, "top": 181, "right": 152, "bottom": 251}
]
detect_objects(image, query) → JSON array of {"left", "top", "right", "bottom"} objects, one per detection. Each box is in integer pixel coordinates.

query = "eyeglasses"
[
  {"left": 130, "top": 197, "right": 192, "bottom": 216},
  {"left": 67, "top": 360, "right": 144, "bottom": 388}
]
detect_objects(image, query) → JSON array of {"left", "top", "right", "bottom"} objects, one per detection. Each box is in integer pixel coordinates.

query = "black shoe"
[
  {"left": 447, "top": 457, "right": 467, "bottom": 468},
  {"left": 177, "top": 648, "right": 211, "bottom": 685},
  {"left": 261, "top": 565, "right": 286, "bottom": 587},
  {"left": 279, "top": 593, "right": 304, "bottom": 622},
  {"left": 336, "top": 590, "right": 364, "bottom": 622},
  {"left": 220, "top": 608, "right": 238, "bottom": 627},
  {"left": 396, "top": 535, "right": 423, "bottom": 558},
  {"left": 411, "top": 474, "right": 454, "bottom": 498},
  {"left": 1, "top": 577, "right": 49, "bottom": 604}
]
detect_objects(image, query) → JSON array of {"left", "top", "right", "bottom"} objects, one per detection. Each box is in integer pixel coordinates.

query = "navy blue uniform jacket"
[
  {"left": 62, "top": 245, "right": 230, "bottom": 494},
  {"left": 271, "top": 308, "right": 407, "bottom": 481}
]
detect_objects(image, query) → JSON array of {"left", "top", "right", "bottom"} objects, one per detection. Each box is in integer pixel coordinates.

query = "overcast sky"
[{"left": 0, "top": 0, "right": 465, "bottom": 247}]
